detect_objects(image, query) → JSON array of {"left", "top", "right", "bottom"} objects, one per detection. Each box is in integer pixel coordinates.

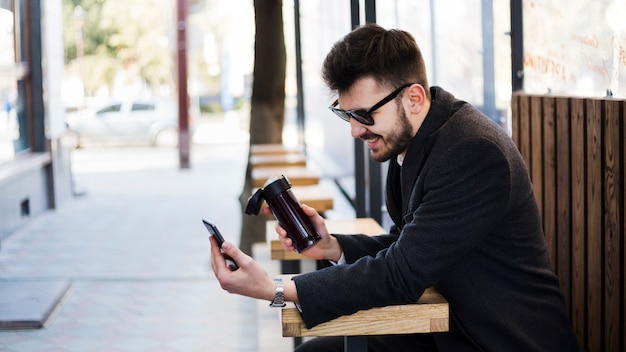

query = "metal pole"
[
  {"left": 351, "top": 0, "right": 368, "bottom": 218},
  {"left": 481, "top": 0, "right": 497, "bottom": 122},
  {"left": 510, "top": 0, "right": 524, "bottom": 92},
  {"left": 350, "top": 0, "right": 382, "bottom": 222},
  {"left": 429, "top": 0, "right": 437, "bottom": 83},
  {"left": 176, "top": 0, "right": 190, "bottom": 169},
  {"left": 364, "top": 0, "right": 383, "bottom": 223},
  {"left": 294, "top": 0, "right": 305, "bottom": 147}
]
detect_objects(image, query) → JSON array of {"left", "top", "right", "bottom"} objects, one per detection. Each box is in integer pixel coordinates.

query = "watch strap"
[{"left": 269, "top": 278, "right": 286, "bottom": 307}]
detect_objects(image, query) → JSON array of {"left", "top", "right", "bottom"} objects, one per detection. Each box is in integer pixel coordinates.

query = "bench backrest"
[{"left": 511, "top": 93, "right": 625, "bottom": 352}]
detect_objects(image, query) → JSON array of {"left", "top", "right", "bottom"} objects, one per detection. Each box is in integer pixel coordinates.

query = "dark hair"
[{"left": 322, "top": 24, "right": 430, "bottom": 99}]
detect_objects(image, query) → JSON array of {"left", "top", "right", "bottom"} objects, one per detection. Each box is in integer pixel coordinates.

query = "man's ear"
[{"left": 407, "top": 84, "right": 427, "bottom": 114}]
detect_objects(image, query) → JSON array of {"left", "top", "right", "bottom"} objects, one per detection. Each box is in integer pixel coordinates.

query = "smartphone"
[{"left": 202, "top": 219, "right": 239, "bottom": 271}]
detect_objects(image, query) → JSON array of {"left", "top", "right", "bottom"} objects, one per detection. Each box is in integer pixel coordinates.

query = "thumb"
[{"left": 221, "top": 241, "right": 247, "bottom": 262}]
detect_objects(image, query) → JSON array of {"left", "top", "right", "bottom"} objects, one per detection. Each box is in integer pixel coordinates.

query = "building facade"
[{"left": 0, "top": 0, "right": 72, "bottom": 246}]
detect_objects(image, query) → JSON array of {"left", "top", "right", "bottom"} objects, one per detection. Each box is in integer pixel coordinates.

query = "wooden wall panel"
[{"left": 511, "top": 93, "right": 625, "bottom": 352}]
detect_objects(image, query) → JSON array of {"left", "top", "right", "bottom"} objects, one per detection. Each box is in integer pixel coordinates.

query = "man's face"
[{"left": 338, "top": 77, "right": 416, "bottom": 162}]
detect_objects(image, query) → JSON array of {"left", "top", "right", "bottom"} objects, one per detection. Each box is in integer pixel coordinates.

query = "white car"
[{"left": 65, "top": 100, "right": 181, "bottom": 147}]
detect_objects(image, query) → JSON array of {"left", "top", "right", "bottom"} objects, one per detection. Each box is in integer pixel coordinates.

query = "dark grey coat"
[{"left": 293, "top": 87, "right": 579, "bottom": 351}]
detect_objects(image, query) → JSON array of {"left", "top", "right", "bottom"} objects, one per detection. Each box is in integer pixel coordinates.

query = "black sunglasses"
[{"left": 328, "top": 83, "right": 415, "bottom": 126}]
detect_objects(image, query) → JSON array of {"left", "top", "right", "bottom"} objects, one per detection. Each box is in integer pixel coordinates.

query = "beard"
[{"left": 365, "top": 105, "right": 414, "bottom": 162}]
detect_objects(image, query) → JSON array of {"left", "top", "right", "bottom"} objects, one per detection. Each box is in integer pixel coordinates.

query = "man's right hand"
[{"left": 270, "top": 204, "right": 344, "bottom": 262}]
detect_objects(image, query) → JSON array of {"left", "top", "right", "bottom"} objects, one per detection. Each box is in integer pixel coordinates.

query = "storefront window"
[{"left": 0, "top": 0, "right": 28, "bottom": 164}]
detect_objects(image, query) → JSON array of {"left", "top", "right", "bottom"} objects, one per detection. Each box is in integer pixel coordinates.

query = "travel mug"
[{"left": 245, "top": 175, "right": 322, "bottom": 252}]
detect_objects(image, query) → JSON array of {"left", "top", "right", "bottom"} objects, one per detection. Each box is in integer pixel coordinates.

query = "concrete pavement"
[{"left": 0, "top": 130, "right": 292, "bottom": 351}]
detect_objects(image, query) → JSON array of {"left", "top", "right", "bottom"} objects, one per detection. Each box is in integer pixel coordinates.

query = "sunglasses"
[{"left": 328, "top": 83, "right": 415, "bottom": 126}]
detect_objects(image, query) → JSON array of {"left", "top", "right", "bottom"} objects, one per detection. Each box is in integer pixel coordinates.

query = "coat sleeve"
[{"left": 293, "top": 136, "right": 513, "bottom": 328}]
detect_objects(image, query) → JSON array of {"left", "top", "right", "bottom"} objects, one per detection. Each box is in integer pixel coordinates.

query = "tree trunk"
[{"left": 239, "top": 0, "right": 286, "bottom": 255}]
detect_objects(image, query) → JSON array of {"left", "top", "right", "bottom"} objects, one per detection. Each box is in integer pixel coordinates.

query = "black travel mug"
[{"left": 245, "top": 175, "right": 322, "bottom": 252}]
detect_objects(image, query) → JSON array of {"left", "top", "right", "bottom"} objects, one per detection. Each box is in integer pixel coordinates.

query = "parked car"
[{"left": 65, "top": 99, "right": 181, "bottom": 148}]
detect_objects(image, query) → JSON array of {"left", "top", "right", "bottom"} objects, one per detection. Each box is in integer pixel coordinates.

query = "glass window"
[
  {"left": 131, "top": 103, "right": 155, "bottom": 112},
  {"left": 1, "top": 2, "right": 19, "bottom": 163},
  {"left": 98, "top": 104, "right": 122, "bottom": 114}
]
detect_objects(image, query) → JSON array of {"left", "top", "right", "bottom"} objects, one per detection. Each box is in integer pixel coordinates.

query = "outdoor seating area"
[{"left": 3, "top": 0, "right": 626, "bottom": 350}]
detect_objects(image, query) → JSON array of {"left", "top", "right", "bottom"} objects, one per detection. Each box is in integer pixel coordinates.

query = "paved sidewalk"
[{"left": 0, "top": 140, "right": 291, "bottom": 351}]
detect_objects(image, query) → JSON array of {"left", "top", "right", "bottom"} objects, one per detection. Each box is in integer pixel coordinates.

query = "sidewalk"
[{"left": 0, "top": 135, "right": 291, "bottom": 351}]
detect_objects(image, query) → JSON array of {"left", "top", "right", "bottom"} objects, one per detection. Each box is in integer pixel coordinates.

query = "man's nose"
[{"left": 350, "top": 118, "right": 367, "bottom": 138}]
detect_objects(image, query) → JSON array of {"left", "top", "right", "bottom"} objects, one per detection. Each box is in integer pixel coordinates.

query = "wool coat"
[{"left": 292, "top": 87, "right": 579, "bottom": 351}]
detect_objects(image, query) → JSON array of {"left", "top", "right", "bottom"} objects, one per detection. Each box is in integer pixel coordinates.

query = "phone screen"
[{"left": 202, "top": 219, "right": 239, "bottom": 270}]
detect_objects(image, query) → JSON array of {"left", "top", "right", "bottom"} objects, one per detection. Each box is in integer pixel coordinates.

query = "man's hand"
[
  {"left": 210, "top": 236, "right": 275, "bottom": 301},
  {"left": 268, "top": 204, "right": 344, "bottom": 262}
]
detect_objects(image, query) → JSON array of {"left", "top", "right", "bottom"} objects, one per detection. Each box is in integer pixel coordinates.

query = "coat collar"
[{"left": 399, "top": 86, "right": 457, "bottom": 216}]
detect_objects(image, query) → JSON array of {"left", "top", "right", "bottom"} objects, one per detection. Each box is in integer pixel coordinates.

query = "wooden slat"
[
  {"left": 570, "top": 97, "right": 587, "bottom": 348},
  {"left": 623, "top": 101, "right": 626, "bottom": 352},
  {"left": 622, "top": 101, "right": 626, "bottom": 352},
  {"left": 530, "top": 96, "right": 544, "bottom": 220},
  {"left": 555, "top": 97, "right": 571, "bottom": 313},
  {"left": 249, "top": 153, "right": 307, "bottom": 168},
  {"left": 542, "top": 97, "right": 557, "bottom": 270},
  {"left": 586, "top": 98, "right": 603, "bottom": 352},
  {"left": 518, "top": 94, "right": 532, "bottom": 171},
  {"left": 603, "top": 99, "right": 621, "bottom": 352},
  {"left": 252, "top": 167, "right": 320, "bottom": 188},
  {"left": 511, "top": 94, "right": 521, "bottom": 147},
  {"left": 281, "top": 288, "right": 448, "bottom": 337},
  {"left": 290, "top": 185, "right": 333, "bottom": 212},
  {"left": 250, "top": 144, "right": 304, "bottom": 155}
]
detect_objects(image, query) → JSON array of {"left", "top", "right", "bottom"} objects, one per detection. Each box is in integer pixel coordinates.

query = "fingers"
[
  {"left": 220, "top": 241, "right": 247, "bottom": 266},
  {"left": 209, "top": 236, "right": 227, "bottom": 274},
  {"left": 274, "top": 221, "right": 295, "bottom": 251}
]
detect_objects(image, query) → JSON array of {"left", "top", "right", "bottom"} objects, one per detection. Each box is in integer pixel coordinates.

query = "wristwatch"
[{"left": 269, "top": 277, "right": 286, "bottom": 307}]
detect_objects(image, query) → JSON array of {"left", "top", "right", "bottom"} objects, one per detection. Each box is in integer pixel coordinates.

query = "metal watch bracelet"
[{"left": 269, "top": 277, "right": 286, "bottom": 307}]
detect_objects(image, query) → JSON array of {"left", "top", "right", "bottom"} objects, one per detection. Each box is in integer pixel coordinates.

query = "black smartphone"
[{"left": 202, "top": 219, "right": 239, "bottom": 271}]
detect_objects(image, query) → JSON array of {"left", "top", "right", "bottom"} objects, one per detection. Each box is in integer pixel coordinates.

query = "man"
[{"left": 211, "top": 24, "right": 579, "bottom": 351}]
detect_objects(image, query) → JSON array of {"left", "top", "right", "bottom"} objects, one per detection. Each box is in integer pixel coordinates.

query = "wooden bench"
[
  {"left": 252, "top": 167, "right": 320, "bottom": 188},
  {"left": 266, "top": 218, "right": 384, "bottom": 261},
  {"left": 281, "top": 287, "right": 449, "bottom": 352},
  {"left": 250, "top": 143, "right": 304, "bottom": 155},
  {"left": 249, "top": 153, "right": 307, "bottom": 168}
]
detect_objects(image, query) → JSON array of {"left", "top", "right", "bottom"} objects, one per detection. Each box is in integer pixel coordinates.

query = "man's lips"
[{"left": 361, "top": 134, "right": 381, "bottom": 148}]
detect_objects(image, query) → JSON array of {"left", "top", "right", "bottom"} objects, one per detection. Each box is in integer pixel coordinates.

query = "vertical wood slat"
[
  {"left": 518, "top": 94, "right": 531, "bottom": 171},
  {"left": 603, "top": 100, "right": 622, "bottom": 352},
  {"left": 622, "top": 102, "right": 626, "bottom": 352},
  {"left": 570, "top": 97, "right": 586, "bottom": 348},
  {"left": 620, "top": 105, "right": 626, "bottom": 351},
  {"left": 542, "top": 97, "right": 557, "bottom": 271},
  {"left": 530, "top": 96, "right": 544, "bottom": 228},
  {"left": 586, "top": 98, "right": 603, "bottom": 352},
  {"left": 511, "top": 93, "right": 625, "bottom": 352},
  {"left": 555, "top": 97, "right": 571, "bottom": 314},
  {"left": 511, "top": 94, "right": 520, "bottom": 148}
]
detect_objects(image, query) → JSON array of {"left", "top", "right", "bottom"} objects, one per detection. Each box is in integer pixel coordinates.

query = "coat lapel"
[{"left": 398, "top": 87, "right": 455, "bottom": 221}]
